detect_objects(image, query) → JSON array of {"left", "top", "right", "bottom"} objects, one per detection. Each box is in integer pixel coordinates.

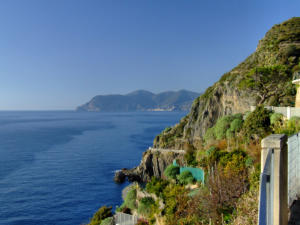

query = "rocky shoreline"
[{"left": 114, "top": 148, "right": 185, "bottom": 183}]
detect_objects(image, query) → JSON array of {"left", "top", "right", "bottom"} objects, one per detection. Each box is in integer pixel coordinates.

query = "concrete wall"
[
  {"left": 260, "top": 134, "right": 288, "bottom": 225},
  {"left": 251, "top": 106, "right": 300, "bottom": 119}
]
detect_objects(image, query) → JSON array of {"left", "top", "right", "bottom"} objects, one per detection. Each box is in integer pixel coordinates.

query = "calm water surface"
[{"left": 0, "top": 111, "right": 186, "bottom": 225}]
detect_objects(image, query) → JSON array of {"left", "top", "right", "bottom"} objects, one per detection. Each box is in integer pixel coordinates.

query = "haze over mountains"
[{"left": 76, "top": 90, "right": 200, "bottom": 112}]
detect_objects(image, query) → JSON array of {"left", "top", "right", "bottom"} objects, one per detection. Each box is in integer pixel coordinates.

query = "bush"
[
  {"left": 88, "top": 206, "right": 113, "bottom": 225},
  {"left": 124, "top": 187, "right": 137, "bottom": 210},
  {"left": 146, "top": 177, "right": 169, "bottom": 197},
  {"left": 274, "top": 116, "right": 300, "bottom": 135},
  {"left": 204, "top": 113, "right": 244, "bottom": 142},
  {"left": 205, "top": 146, "right": 216, "bottom": 154},
  {"left": 214, "top": 115, "right": 233, "bottom": 140},
  {"left": 204, "top": 127, "right": 215, "bottom": 142},
  {"left": 100, "top": 217, "right": 113, "bottom": 225},
  {"left": 177, "top": 170, "right": 195, "bottom": 185},
  {"left": 230, "top": 118, "right": 243, "bottom": 133},
  {"left": 184, "top": 148, "right": 197, "bottom": 166},
  {"left": 242, "top": 106, "right": 271, "bottom": 141},
  {"left": 137, "top": 197, "right": 156, "bottom": 216},
  {"left": 270, "top": 113, "right": 283, "bottom": 125},
  {"left": 164, "top": 164, "right": 180, "bottom": 180},
  {"left": 136, "top": 218, "right": 149, "bottom": 225}
]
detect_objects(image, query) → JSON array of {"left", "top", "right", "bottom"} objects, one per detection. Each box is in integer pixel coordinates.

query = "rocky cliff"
[
  {"left": 154, "top": 17, "right": 300, "bottom": 149},
  {"left": 114, "top": 149, "right": 185, "bottom": 183}
]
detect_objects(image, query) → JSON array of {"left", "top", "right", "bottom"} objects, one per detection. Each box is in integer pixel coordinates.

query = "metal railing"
[
  {"left": 287, "top": 133, "right": 300, "bottom": 207},
  {"left": 258, "top": 149, "right": 274, "bottom": 225},
  {"left": 114, "top": 212, "right": 138, "bottom": 225},
  {"left": 259, "top": 134, "right": 288, "bottom": 225}
]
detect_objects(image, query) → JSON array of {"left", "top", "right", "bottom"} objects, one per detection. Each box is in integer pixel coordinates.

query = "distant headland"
[{"left": 76, "top": 90, "right": 200, "bottom": 112}]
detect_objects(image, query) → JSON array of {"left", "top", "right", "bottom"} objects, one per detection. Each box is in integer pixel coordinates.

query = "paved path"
[{"left": 148, "top": 147, "right": 185, "bottom": 154}]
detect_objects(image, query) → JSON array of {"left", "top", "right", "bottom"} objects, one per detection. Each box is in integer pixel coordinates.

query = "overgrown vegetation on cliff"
[
  {"left": 88, "top": 17, "right": 300, "bottom": 225},
  {"left": 154, "top": 17, "right": 300, "bottom": 149},
  {"left": 113, "top": 107, "right": 300, "bottom": 225}
]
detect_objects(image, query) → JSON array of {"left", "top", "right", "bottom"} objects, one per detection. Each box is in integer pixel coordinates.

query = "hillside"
[
  {"left": 76, "top": 90, "right": 200, "bottom": 112},
  {"left": 154, "top": 17, "right": 300, "bottom": 149}
]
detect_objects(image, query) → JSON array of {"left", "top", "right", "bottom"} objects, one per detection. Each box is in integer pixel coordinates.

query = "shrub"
[
  {"left": 214, "top": 115, "right": 233, "bottom": 140},
  {"left": 270, "top": 113, "right": 283, "bottom": 125},
  {"left": 204, "top": 113, "right": 244, "bottom": 142},
  {"left": 274, "top": 116, "right": 300, "bottom": 135},
  {"left": 100, "top": 217, "right": 113, "bottom": 225},
  {"left": 121, "top": 207, "right": 131, "bottom": 214},
  {"left": 206, "top": 146, "right": 218, "bottom": 156},
  {"left": 124, "top": 187, "right": 137, "bottom": 210},
  {"left": 245, "top": 157, "right": 254, "bottom": 168},
  {"left": 230, "top": 118, "right": 243, "bottom": 133},
  {"left": 88, "top": 206, "right": 113, "bottom": 225},
  {"left": 204, "top": 127, "right": 215, "bottom": 143},
  {"left": 136, "top": 218, "right": 149, "bottom": 225},
  {"left": 226, "top": 129, "right": 235, "bottom": 139},
  {"left": 137, "top": 197, "right": 156, "bottom": 216},
  {"left": 184, "top": 148, "right": 197, "bottom": 166},
  {"left": 163, "top": 127, "right": 172, "bottom": 133},
  {"left": 242, "top": 106, "right": 271, "bottom": 141},
  {"left": 164, "top": 164, "right": 180, "bottom": 180},
  {"left": 177, "top": 170, "right": 195, "bottom": 185},
  {"left": 146, "top": 177, "right": 169, "bottom": 197}
]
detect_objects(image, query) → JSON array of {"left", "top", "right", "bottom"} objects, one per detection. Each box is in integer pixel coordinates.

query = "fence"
[
  {"left": 114, "top": 212, "right": 138, "bottom": 225},
  {"left": 258, "top": 148, "right": 274, "bottom": 225},
  {"left": 173, "top": 159, "right": 205, "bottom": 183},
  {"left": 287, "top": 133, "right": 300, "bottom": 207},
  {"left": 259, "top": 134, "right": 288, "bottom": 225}
]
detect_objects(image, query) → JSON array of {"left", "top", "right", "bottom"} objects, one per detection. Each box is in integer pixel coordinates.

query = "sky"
[{"left": 0, "top": 0, "right": 299, "bottom": 110}]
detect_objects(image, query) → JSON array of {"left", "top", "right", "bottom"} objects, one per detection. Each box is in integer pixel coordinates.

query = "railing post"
[{"left": 261, "top": 134, "right": 288, "bottom": 225}]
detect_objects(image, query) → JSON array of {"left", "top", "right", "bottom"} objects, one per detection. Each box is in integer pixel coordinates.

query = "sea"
[{"left": 0, "top": 111, "right": 186, "bottom": 225}]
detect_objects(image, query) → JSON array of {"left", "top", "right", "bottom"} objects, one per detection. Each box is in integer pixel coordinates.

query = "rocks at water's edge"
[{"left": 114, "top": 149, "right": 185, "bottom": 183}]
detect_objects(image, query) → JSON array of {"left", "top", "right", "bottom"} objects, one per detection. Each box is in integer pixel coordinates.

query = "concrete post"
[
  {"left": 287, "top": 107, "right": 291, "bottom": 120},
  {"left": 261, "top": 134, "right": 288, "bottom": 225}
]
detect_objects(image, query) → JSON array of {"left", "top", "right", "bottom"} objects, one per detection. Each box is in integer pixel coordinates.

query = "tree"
[
  {"left": 239, "top": 65, "right": 290, "bottom": 104},
  {"left": 242, "top": 106, "right": 271, "bottom": 141}
]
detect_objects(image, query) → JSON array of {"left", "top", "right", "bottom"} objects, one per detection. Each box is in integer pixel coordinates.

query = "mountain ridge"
[{"left": 76, "top": 89, "right": 200, "bottom": 112}]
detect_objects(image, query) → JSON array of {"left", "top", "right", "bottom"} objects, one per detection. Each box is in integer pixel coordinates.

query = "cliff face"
[
  {"left": 154, "top": 17, "right": 300, "bottom": 149},
  {"left": 115, "top": 149, "right": 185, "bottom": 183}
]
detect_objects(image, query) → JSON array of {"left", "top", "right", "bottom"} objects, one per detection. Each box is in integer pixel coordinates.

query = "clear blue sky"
[{"left": 0, "top": 0, "right": 299, "bottom": 110}]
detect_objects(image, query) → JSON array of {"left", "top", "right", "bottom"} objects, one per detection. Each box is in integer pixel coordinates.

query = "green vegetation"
[
  {"left": 123, "top": 187, "right": 137, "bottom": 210},
  {"left": 273, "top": 116, "right": 300, "bottom": 135},
  {"left": 164, "top": 164, "right": 180, "bottom": 180},
  {"left": 117, "top": 186, "right": 137, "bottom": 212},
  {"left": 239, "top": 65, "right": 291, "bottom": 104},
  {"left": 88, "top": 206, "right": 113, "bottom": 225},
  {"left": 146, "top": 177, "right": 169, "bottom": 197},
  {"left": 242, "top": 106, "right": 271, "bottom": 141},
  {"left": 177, "top": 170, "right": 194, "bottom": 185},
  {"left": 90, "top": 17, "right": 300, "bottom": 225},
  {"left": 100, "top": 217, "right": 113, "bottom": 225},
  {"left": 204, "top": 113, "right": 244, "bottom": 142},
  {"left": 184, "top": 148, "right": 197, "bottom": 166},
  {"left": 270, "top": 112, "right": 284, "bottom": 125},
  {"left": 137, "top": 197, "right": 157, "bottom": 217}
]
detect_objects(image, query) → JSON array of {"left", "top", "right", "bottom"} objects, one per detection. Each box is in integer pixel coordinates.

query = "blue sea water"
[{"left": 0, "top": 111, "right": 186, "bottom": 225}]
